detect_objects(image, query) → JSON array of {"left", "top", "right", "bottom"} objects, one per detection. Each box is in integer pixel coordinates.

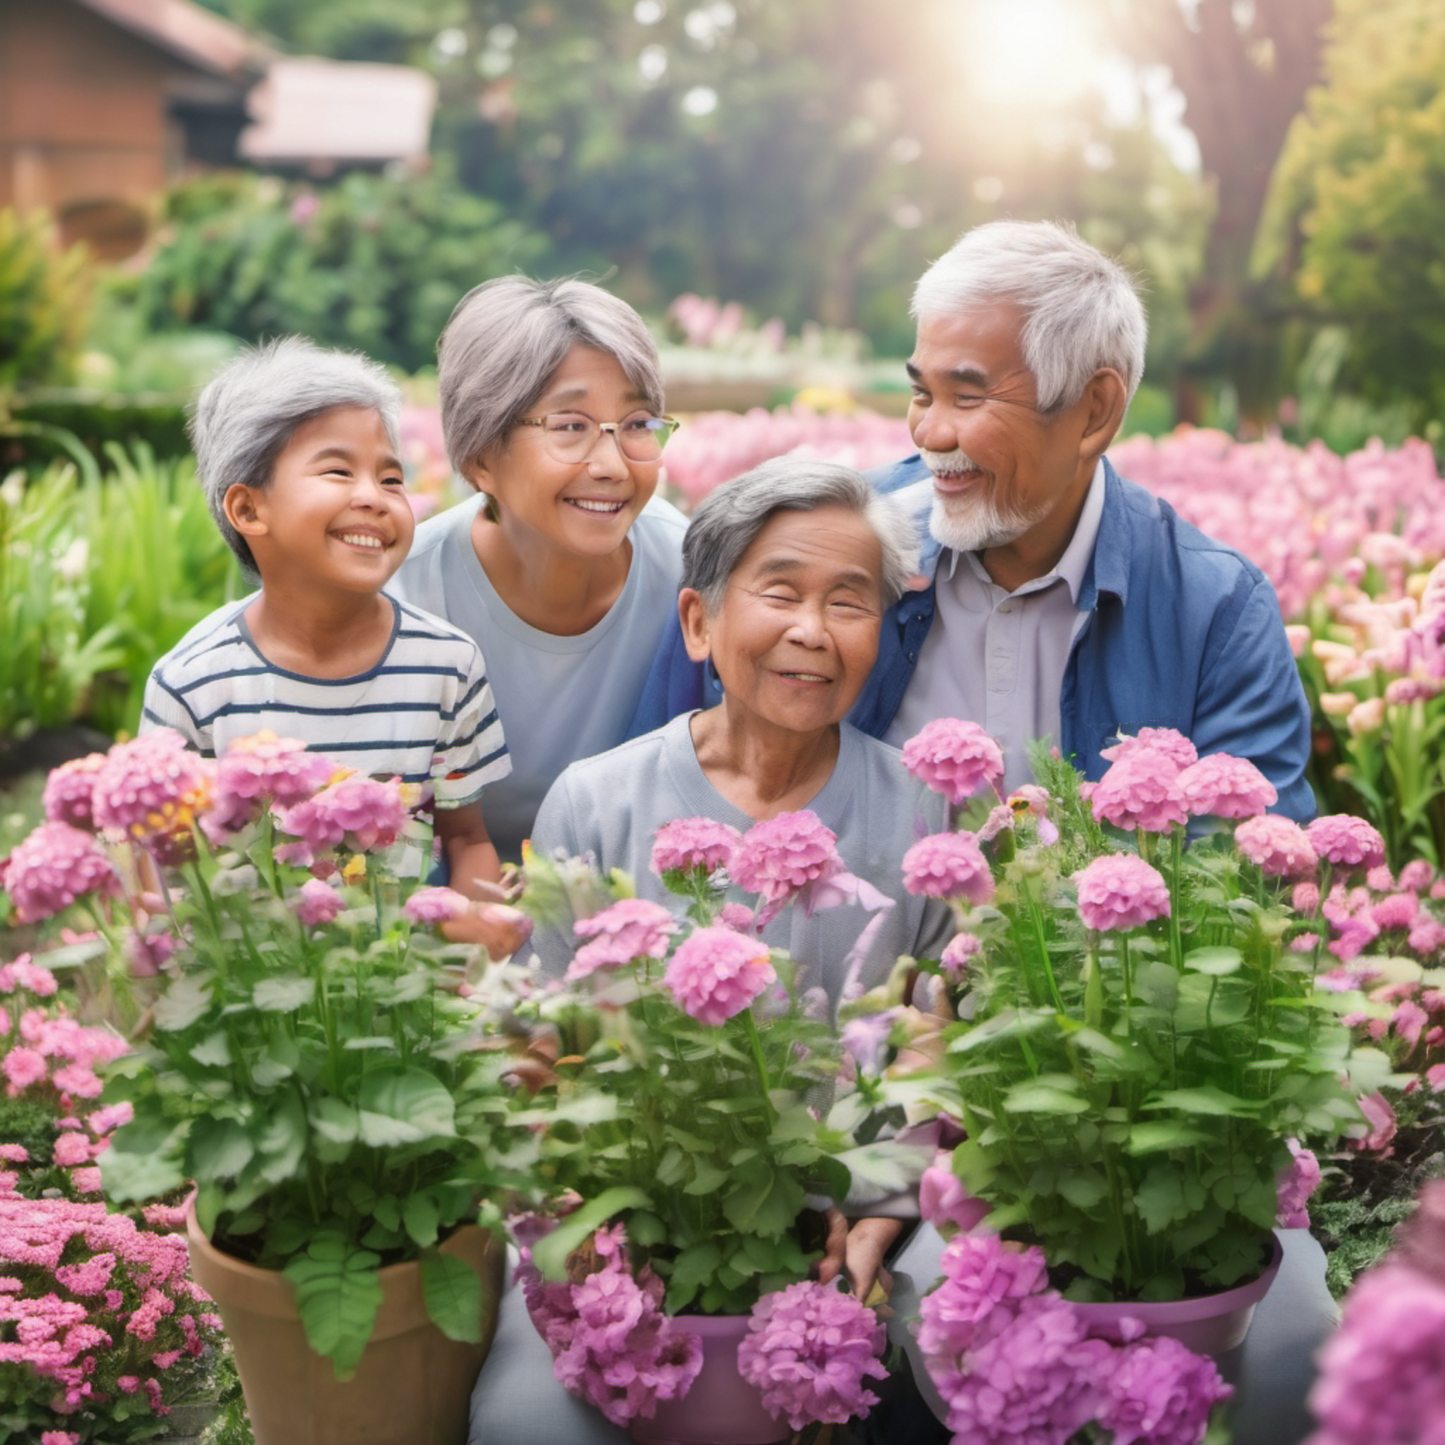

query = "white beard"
[{"left": 921, "top": 448, "right": 1042, "bottom": 553}]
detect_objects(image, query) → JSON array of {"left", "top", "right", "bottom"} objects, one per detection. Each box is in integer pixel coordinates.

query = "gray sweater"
[{"left": 531, "top": 714, "right": 953, "bottom": 1009}]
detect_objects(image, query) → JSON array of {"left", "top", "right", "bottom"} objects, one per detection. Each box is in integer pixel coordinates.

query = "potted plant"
[
  {"left": 0, "top": 728, "right": 539, "bottom": 1445},
  {"left": 508, "top": 814, "right": 930, "bottom": 1443},
  {"left": 892, "top": 721, "right": 1382, "bottom": 1441}
]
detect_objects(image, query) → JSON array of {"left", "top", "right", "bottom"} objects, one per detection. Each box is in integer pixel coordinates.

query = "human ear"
[
  {"left": 678, "top": 588, "right": 713, "bottom": 664},
  {"left": 1079, "top": 368, "right": 1129, "bottom": 457},
  {"left": 223, "top": 483, "right": 268, "bottom": 539},
  {"left": 461, "top": 459, "right": 502, "bottom": 523}
]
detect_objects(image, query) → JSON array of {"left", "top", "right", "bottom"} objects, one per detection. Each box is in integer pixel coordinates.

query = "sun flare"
[{"left": 954, "top": 0, "right": 1102, "bottom": 107}]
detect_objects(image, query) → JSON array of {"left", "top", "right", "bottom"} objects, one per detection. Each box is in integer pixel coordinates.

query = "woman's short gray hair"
[
  {"left": 682, "top": 457, "right": 920, "bottom": 611},
  {"left": 437, "top": 276, "right": 664, "bottom": 477},
  {"left": 912, "top": 219, "right": 1147, "bottom": 411},
  {"left": 189, "top": 336, "right": 402, "bottom": 572}
]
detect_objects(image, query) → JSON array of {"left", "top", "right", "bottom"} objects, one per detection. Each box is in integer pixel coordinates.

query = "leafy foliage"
[{"left": 0, "top": 207, "right": 91, "bottom": 392}]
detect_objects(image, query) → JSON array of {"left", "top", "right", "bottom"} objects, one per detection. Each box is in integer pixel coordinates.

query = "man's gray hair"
[
  {"left": 912, "top": 219, "right": 1147, "bottom": 411},
  {"left": 682, "top": 457, "right": 920, "bottom": 611},
  {"left": 189, "top": 336, "right": 403, "bottom": 572},
  {"left": 438, "top": 276, "right": 664, "bottom": 476}
]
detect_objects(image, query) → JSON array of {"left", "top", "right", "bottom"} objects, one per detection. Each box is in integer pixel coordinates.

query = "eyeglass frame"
[{"left": 514, "top": 410, "right": 681, "bottom": 462}]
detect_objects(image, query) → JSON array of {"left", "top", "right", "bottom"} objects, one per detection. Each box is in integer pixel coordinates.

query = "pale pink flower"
[
  {"left": 41, "top": 754, "right": 108, "bottom": 832},
  {"left": 738, "top": 1280, "right": 888, "bottom": 1430},
  {"left": 1399, "top": 859, "right": 1436, "bottom": 892},
  {"left": 1307, "top": 815, "right": 1387, "bottom": 871},
  {"left": 71, "top": 1166, "right": 103, "bottom": 1194},
  {"left": 91, "top": 730, "right": 211, "bottom": 855},
  {"left": 2, "top": 822, "right": 116, "bottom": 923},
  {"left": 1090, "top": 751, "right": 1188, "bottom": 833},
  {"left": 52, "top": 1133, "right": 93, "bottom": 1167},
  {"left": 1073, "top": 855, "right": 1171, "bottom": 933},
  {"left": 901, "top": 718, "right": 1005, "bottom": 804},
  {"left": 841, "top": 1010, "right": 899, "bottom": 1076},
  {"left": 402, "top": 886, "right": 469, "bottom": 926},
  {"left": 3, "top": 1046, "right": 47, "bottom": 1093},
  {"left": 292, "top": 878, "right": 346, "bottom": 927},
  {"left": 1409, "top": 918, "right": 1445, "bottom": 955},
  {"left": 1276, "top": 1140, "right": 1322, "bottom": 1228},
  {"left": 919, "top": 1158, "right": 991, "bottom": 1236},
  {"left": 1100, "top": 727, "right": 1198, "bottom": 770},
  {"left": 649, "top": 817, "right": 742, "bottom": 878},
  {"left": 1351, "top": 1091, "right": 1397, "bottom": 1153},
  {"left": 1175, "top": 753, "right": 1277, "bottom": 819},
  {"left": 940, "top": 932, "right": 983, "bottom": 981},
  {"left": 215, "top": 730, "right": 334, "bottom": 815},
  {"left": 729, "top": 811, "right": 843, "bottom": 904},
  {"left": 1365, "top": 864, "right": 1396, "bottom": 891},
  {"left": 1292, "top": 881, "right": 1321, "bottom": 914},
  {"left": 1235, "top": 815, "right": 1318, "bottom": 878},
  {"left": 0, "top": 956, "right": 60, "bottom": 998},
  {"left": 277, "top": 773, "right": 409, "bottom": 857},
  {"left": 1099, "top": 1333, "right": 1232, "bottom": 1445},
  {"left": 662, "top": 926, "right": 776, "bottom": 1026},
  {"left": 902, "top": 833, "right": 995, "bottom": 904},
  {"left": 125, "top": 927, "right": 177, "bottom": 978},
  {"left": 570, "top": 898, "right": 678, "bottom": 978}
]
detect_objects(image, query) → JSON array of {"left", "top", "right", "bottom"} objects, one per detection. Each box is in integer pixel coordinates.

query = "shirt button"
[{"left": 999, "top": 603, "right": 1013, "bottom": 615}]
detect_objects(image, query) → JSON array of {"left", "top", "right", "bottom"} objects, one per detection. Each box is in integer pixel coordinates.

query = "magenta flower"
[
  {"left": 901, "top": 718, "right": 1005, "bottom": 804},
  {"left": 1351, "top": 1091, "right": 1397, "bottom": 1153},
  {"left": 1100, "top": 727, "right": 1198, "bottom": 771},
  {"left": 916, "top": 1232, "right": 1051, "bottom": 1362},
  {"left": 206, "top": 730, "right": 335, "bottom": 838},
  {"left": 1090, "top": 751, "right": 1188, "bottom": 833},
  {"left": 1235, "top": 815, "right": 1319, "bottom": 878},
  {"left": 649, "top": 817, "right": 742, "bottom": 878},
  {"left": 1099, "top": 1332, "right": 1232, "bottom": 1445},
  {"left": 1307, "top": 815, "right": 1387, "bottom": 871},
  {"left": 662, "top": 926, "right": 776, "bottom": 1026},
  {"left": 277, "top": 773, "right": 409, "bottom": 858},
  {"left": 902, "top": 833, "right": 995, "bottom": 905},
  {"left": 40, "top": 754, "right": 108, "bottom": 832},
  {"left": 2, "top": 822, "right": 116, "bottom": 923},
  {"left": 729, "top": 811, "right": 843, "bottom": 905},
  {"left": 940, "top": 931, "right": 983, "bottom": 981},
  {"left": 1175, "top": 753, "right": 1277, "bottom": 820},
  {"left": 1073, "top": 855, "right": 1171, "bottom": 933},
  {"left": 738, "top": 1280, "right": 888, "bottom": 1430},
  {"left": 91, "top": 730, "right": 211, "bottom": 852},
  {"left": 1276, "top": 1139, "right": 1322, "bottom": 1229},
  {"left": 570, "top": 898, "right": 678, "bottom": 979},
  {"left": 293, "top": 878, "right": 346, "bottom": 927},
  {"left": 919, "top": 1160, "right": 991, "bottom": 1237},
  {"left": 402, "top": 886, "right": 469, "bottom": 926}
]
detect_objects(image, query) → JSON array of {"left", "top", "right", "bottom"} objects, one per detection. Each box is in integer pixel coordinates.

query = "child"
[{"left": 142, "top": 337, "right": 525, "bottom": 953}]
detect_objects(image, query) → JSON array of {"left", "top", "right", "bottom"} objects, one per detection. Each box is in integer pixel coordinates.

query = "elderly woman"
[
  {"left": 467, "top": 457, "right": 952, "bottom": 1445},
  {"left": 389, "top": 277, "right": 687, "bottom": 863}
]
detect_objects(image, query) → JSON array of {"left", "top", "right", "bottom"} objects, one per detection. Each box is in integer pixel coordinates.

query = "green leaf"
[
  {"left": 1127, "top": 1120, "right": 1212, "bottom": 1155},
  {"left": 682, "top": 1161, "right": 730, "bottom": 1196},
  {"left": 1134, "top": 1165, "right": 1207, "bottom": 1234},
  {"left": 1003, "top": 1079, "right": 1090, "bottom": 1115},
  {"left": 1143, "top": 1087, "right": 1262, "bottom": 1118},
  {"left": 99, "top": 1118, "right": 188, "bottom": 1202},
  {"left": 310, "top": 1098, "right": 359, "bottom": 1146},
  {"left": 665, "top": 1241, "right": 722, "bottom": 1313},
  {"left": 356, "top": 1068, "right": 457, "bottom": 1145},
  {"left": 1183, "top": 947, "right": 1243, "bottom": 977},
  {"left": 420, "top": 1248, "right": 484, "bottom": 1344},
  {"left": 187, "top": 1116, "right": 254, "bottom": 1183},
  {"left": 531, "top": 1187, "right": 651, "bottom": 1281},
  {"left": 191, "top": 1031, "right": 231, "bottom": 1068},
  {"left": 253, "top": 975, "right": 314, "bottom": 1011},
  {"left": 154, "top": 974, "right": 213, "bottom": 1031},
  {"left": 283, "top": 1234, "right": 384, "bottom": 1380},
  {"left": 254, "top": 1090, "right": 307, "bottom": 1184},
  {"left": 403, "top": 1193, "right": 441, "bottom": 1249}
]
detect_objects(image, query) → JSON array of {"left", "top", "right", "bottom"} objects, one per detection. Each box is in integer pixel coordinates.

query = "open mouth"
[
  {"left": 564, "top": 498, "right": 627, "bottom": 515},
  {"left": 778, "top": 671, "right": 832, "bottom": 684},
  {"left": 334, "top": 531, "right": 389, "bottom": 550}
]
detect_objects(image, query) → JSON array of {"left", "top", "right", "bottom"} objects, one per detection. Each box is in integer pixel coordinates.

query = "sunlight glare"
[{"left": 960, "top": 0, "right": 1100, "bottom": 107}]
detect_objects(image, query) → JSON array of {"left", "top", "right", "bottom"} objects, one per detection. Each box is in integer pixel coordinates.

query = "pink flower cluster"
[
  {"left": 737, "top": 1279, "right": 888, "bottom": 1429},
  {"left": 40, "top": 754, "right": 108, "bottom": 831},
  {"left": 728, "top": 811, "right": 843, "bottom": 904},
  {"left": 403, "top": 886, "right": 469, "bottom": 926},
  {"left": 2, "top": 822, "right": 116, "bottom": 924},
  {"left": 1276, "top": 1140, "right": 1323, "bottom": 1229},
  {"left": 205, "top": 729, "right": 334, "bottom": 838},
  {"left": 901, "top": 718, "right": 1005, "bottom": 805},
  {"left": 516, "top": 1223, "right": 703, "bottom": 1426},
  {"left": 90, "top": 730, "right": 212, "bottom": 862},
  {"left": 650, "top": 818, "right": 742, "bottom": 878},
  {"left": 917, "top": 1231, "right": 1231, "bottom": 1445},
  {"left": 902, "top": 832, "right": 995, "bottom": 905},
  {"left": 1, "top": 959, "right": 125, "bottom": 1111},
  {"left": 276, "top": 771, "right": 409, "bottom": 861},
  {"left": 663, "top": 927, "right": 776, "bottom": 1026},
  {"left": 571, "top": 898, "right": 678, "bottom": 979},
  {"left": 1073, "top": 855, "right": 1171, "bottom": 934}
]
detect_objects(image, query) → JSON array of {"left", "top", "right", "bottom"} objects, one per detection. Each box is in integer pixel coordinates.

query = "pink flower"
[
  {"left": 0, "top": 956, "right": 59, "bottom": 998},
  {"left": 919, "top": 1158, "right": 991, "bottom": 1236},
  {"left": 1100, "top": 727, "right": 1198, "bottom": 770},
  {"left": 1090, "top": 751, "right": 1188, "bottom": 833},
  {"left": 3, "top": 1046, "right": 48, "bottom": 1093},
  {"left": 125, "top": 927, "right": 177, "bottom": 978},
  {"left": 1292, "top": 881, "right": 1321, "bottom": 914},
  {"left": 570, "top": 898, "right": 678, "bottom": 978},
  {"left": 738, "top": 1280, "right": 888, "bottom": 1430},
  {"left": 52, "top": 1133, "right": 93, "bottom": 1167},
  {"left": 662, "top": 926, "right": 776, "bottom": 1026},
  {"left": 213, "top": 730, "right": 334, "bottom": 829},
  {"left": 901, "top": 719, "right": 1005, "bottom": 804},
  {"left": 71, "top": 1167, "right": 103, "bottom": 1194},
  {"left": 916, "top": 1233, "right": 1051, "bottom": 1362},
  {"left": 940, "top": 932, "right": 983, "bottom": 981},
  {"left": 402, "top": 886, "right": 469, "bottom": 926},
  {"left": 1351, "top": 1091, "right": 1398, "bottom": 1154},
  {"left": 1073, "top": 855, "right": 1171, "bottom": 933},
  {"left": 902, "top": 833, "right": 995, "bottom": 905},
  {"left": 1099, "top": 1333, "right": 1232, "bottom": 1445},
  {"left": 729, "top": 811, "right": 843, "bottom": 904},
  {"left": 1235, "top": 815, "right": 1319, "bottom": 878},
  {"left": 1276, "top": 1140, "right": 1322, "bottom": 1228},
  {"left": 1174, "top": 753, "right": 1277, "bottom": 819},
  {"left": 649, "top": 817, "right": 742, "bottom": 878},
  {"left": 2, "top": 822, "right": 116, "bottom": 923},
  {"left": 841, "top": 1010, "right": 899, "bottom": 1076},
  {"left": 91, "top": 730, "right": 211, "bottom": 854},
  {"left": 1307, "top": 815, "right": 1387, "bottom": 871},
  {"left": 1399, "top": 859, "right": 1436, "bottom": 892},
  {"left": 1410, "top": 918, "right": 1445, "bottom": 956},
  {"left": 41, "top": 754, "right": 108, "bottom": 831},
  {"left": 276, "top": 773, "right": 409, "bottom": 858}
]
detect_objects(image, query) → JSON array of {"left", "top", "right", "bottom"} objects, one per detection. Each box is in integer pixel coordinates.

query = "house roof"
[{"left": 74, "top": 0, "right": 260, "bottom": 77}]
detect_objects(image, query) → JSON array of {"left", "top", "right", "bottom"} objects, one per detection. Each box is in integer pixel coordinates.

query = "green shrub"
[
  {"left": 135, "top": 169, "right": 548, "bottom": 372},
  {"left": 6, "top": 393, "right": 191, "bottom": 470},
  {"left": 0, "top": 207, "right": 92, "bottom": 391}
]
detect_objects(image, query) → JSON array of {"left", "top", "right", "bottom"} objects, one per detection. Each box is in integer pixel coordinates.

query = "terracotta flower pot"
[
  {"left": 186, "top": 1208, "right": 503, "bottom": 1445},
  {"left": 628, "top": 1315, "right": 787, "bottom": 1445},
  {"left": 1071, "top": 1234, "right": 1285, "bottom": 1357}
]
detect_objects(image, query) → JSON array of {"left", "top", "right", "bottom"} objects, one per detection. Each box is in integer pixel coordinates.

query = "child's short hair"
[{"left": 190, "top": 336, "right": 403, "bottom": 572}]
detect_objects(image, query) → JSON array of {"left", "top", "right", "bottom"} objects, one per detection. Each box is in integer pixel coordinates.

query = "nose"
[
  {"left": 350, "top": 471, "right": 393, "bottom": 508},
  {"left": 584, "top": 426, "right": 630, "bottom": 476},
  {"left": 910, "top": 400, "right": 955, "bottom": 454},
  {"left": 786, "top": 599, "right": 830, "bottom": 649}
]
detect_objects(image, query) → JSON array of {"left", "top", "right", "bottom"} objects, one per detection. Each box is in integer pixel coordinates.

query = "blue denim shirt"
[{"left": 628, "top": 453, "right": 1316, "bottom": 822}]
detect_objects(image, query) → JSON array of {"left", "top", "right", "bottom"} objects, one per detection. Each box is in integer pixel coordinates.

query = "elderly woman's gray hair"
[
  {"left": 189, "top": 336, "right": 403, "bottom": 573},
  {"left": 682, "top": 458, "right": 919, "bottom": 611},
  {"left": 437, "top": 276, "right": 665, "bottom": 477},
  {"left": 912, "top": 219, "right": 1147, "bottom": 412}
]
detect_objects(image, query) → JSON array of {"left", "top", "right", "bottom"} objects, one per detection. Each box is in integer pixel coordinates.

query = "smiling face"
[
  {"left": 680, "top": 505, "right": 886, "bottom": 737},
  {"left": 907, "top": 302, "right": 1099, "bottom": 565},
  {"left": 226, "top": 405, "right": 413, "bottom": 596},
  {"left": 464, "top": 344, "right": 662, "bottom": 560}
]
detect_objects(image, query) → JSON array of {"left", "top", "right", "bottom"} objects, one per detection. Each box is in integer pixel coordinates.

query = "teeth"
[
  {"left": 785, "top": 673, "right": 830, "bottom": 683},
  {"left": 337, "top": 533, "right": 385, "bottom": 549},
  {"left": 568, "top": 499, "right": 624, "bottom": 513}
]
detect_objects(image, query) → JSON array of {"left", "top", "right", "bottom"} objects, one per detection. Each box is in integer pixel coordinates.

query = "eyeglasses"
[{"left": 516, "top": 411, "right": 680, "bottom": 464}]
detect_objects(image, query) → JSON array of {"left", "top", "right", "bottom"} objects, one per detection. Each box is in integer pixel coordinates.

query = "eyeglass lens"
[{"left": 539, "top": 413, "right": 675, "bottom": 462}]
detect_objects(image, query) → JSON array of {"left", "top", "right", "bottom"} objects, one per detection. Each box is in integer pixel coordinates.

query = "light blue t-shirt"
[{"left": 389, "top": 494, "right": 687, "bottom": 861}]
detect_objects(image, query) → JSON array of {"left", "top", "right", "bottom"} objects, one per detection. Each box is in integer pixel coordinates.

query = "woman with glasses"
[{"left": 391, "top": 276, "right": 686, "bottom": 863}]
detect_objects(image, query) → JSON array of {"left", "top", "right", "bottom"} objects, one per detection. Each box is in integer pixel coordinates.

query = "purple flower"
[
  {"left": 1276, "top": 1140, "right": 1322, "bottom": 1228},
  {"left": 649, "top": 817, "right": 742, "bottom": 878},
  {"left": 738, "top": 1280, "right": 888, "bottom": 1430},
  {"left": 841, "top": 1010, "right": 899, "bottom": 1076},
  {"left": 1235, "top": 815, "right": 1319, "bottom": 878},
  {"left": 1307, "top": 815, "right": 1387, "bottom": 871},
  {"left": 293, "top": 878, "right": 347, "bottom": 927},
  {"left": 1175, "top": 753, "right": 1277, "bottom": 820},
  {"left": 901, "top": 718, "right": 1005, "bottom": 804},
  {"left": 1090, "top": 751, "right": 1189, "bottom": 833},
  {"left": 662, "top": 926, "right": 776, "bottom": 1026},
  {"left": 1099, "top": 1332, "right": 1232, "bottom": 1445},
  {"left": 570, "top": 898, "right": 678, "bottom": 979},
  {"left": 41, "top": 754, "right": 108, "bottom": 832},
  {"left": 916, "top": 1232, "right": 1050, "bottom": 1363},
  {"left": 2, "top": 822, "right": 117, "bottom": 923},
  {"left": 1073, "top": 855, "right": 1171, "bottom": 933},
  {"left": 729, "top": 811, "right": 843, "bottom": 905},
  {"left": 902, "top": 832, "right": 995, "bottom": 905}
]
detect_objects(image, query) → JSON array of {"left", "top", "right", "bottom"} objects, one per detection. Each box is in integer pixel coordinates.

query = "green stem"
[{"left": 741, "top": 1010, "right": 777, "bottom": 1130}]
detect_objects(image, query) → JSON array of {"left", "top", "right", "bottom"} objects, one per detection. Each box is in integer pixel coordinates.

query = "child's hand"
[{"left": 441, "top": 901, "right": 533, "bottom": 958}]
